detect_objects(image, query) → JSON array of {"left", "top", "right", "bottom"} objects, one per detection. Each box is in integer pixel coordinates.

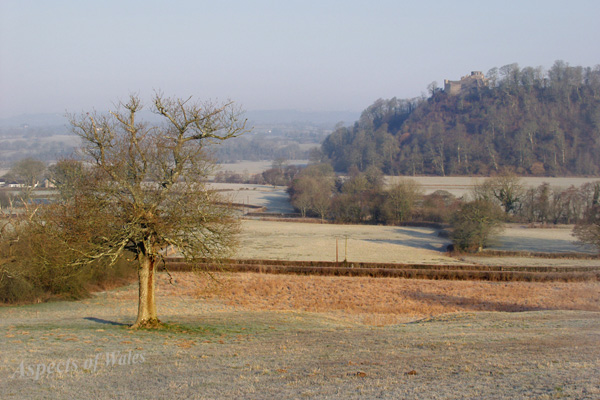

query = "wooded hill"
[{"left": 322, "top": 61, "right": 600, "bottom": 176}]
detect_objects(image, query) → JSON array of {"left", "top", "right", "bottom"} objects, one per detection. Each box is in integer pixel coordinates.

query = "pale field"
[
  {"left": 235, "top": 220, "right": 597, "bottom": 265},
  {"left": 210, "top": 183, "right": 294, "bottom": 214},
  {"left": 388, "top": 176, "right": 600, "bottom": 196},
  {"left": 235, "top": 219, "right": 458, "bottom": 264},
  {"left": 493, "top": 224, "right": 596, "bottom": 254},
  {"left": 0, "top": 135, "right": 76, "bottom": 146},
  {"left": 216, "top": 160, "right": 309, "bottom": 175}
]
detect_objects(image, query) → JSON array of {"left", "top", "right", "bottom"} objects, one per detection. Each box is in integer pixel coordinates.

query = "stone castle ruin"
[{"left": 444, "top": 71, "right": 488, "bottom": 95}]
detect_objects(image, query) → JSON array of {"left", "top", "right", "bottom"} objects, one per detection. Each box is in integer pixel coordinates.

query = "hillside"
[{"left": 322, "top": 61, "right": 600, "bottom": 176}]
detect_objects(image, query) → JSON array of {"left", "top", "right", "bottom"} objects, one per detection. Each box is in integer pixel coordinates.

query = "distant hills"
[
  {"left": 245, "top": 110, "right": 360, "bottom": 126},
  {"left": 0, "top": 113, "right": 69, "bottom": 128},
  {"left": 0, "top": 109, "right": 360, "bottom": 129},
  {"left": 322, "top": 61, "right": 600, "bottom": 176}
]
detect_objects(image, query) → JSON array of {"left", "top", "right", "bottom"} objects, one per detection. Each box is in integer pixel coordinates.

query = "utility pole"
[{"left": 344, "top": 235, "right": 348, "bottom": 262}]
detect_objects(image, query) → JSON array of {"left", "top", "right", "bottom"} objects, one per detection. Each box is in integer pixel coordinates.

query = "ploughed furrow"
[{"left": 164, "top": 258, "right": 600, "bottom": 282}]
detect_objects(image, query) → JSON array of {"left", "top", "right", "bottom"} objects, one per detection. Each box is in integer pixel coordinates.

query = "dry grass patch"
[{"left": 156, "top": 272, "right": 600, "bottom": 325}]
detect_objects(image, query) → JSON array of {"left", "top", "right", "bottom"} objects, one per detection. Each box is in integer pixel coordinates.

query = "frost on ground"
[
  {"left": 236, "top": 220, "right": 457, "bottom": 264},
  {"left": 1, "top": 272, "right": 599, "bottom": 399},
  {"left": 236, "top": 220, "right": 597, "bottom": 265}
]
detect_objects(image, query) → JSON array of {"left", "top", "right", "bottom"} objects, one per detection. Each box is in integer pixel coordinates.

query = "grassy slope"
[{"left": 1, "top": 273, "right": 599, "bottom": 399}]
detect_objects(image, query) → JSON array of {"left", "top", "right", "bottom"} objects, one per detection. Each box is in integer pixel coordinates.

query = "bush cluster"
[{"left": 0, "top": 216, "right": 135, "bottom": 304}]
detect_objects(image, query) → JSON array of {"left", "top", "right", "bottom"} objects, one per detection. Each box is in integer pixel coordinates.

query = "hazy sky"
[{"left": 1, "top": 0, "right": 599, "bottom": 118}]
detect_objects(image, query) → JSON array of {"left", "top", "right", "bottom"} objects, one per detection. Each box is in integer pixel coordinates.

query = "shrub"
[
  {"left": 0, "top": 265, "right": 43, "bottom": 303},
  {"left": 420, "top": 190, "right": 459, "bottom": 223},
  {"left": 450, "top": 199, "right": 504, "bottom": 252},
  {"left": 0, "top": 210, "right": 136, "bottom": 304},
  {"left": 573, "top": 204, "right": 600, "bottom": 254}
]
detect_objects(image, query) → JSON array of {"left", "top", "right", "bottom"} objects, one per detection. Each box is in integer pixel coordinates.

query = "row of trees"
[
  {"left": 287, "top": 167, "right": 600, "bottom": 252},
  {"left": 214, "top": 136, "right": 309, "bottom": 162},
  {"left": 214, "top": 160, "right": 303, "bottom": 187},
  {"left": 473, "top": 175, "right": 600, "bottom": 225},
  {"left": 288, "top": 165, "right": 452, "bottom": 225},
  {"left": 321, "top": 61, "right": 600, "bottom": 176}
]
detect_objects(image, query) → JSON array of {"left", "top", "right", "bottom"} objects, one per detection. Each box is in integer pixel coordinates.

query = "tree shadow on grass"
[
  {"left": 84, "top": 317, "right": 128, "bottom": 326},
  {"left": 258, "top": 193, "right": 295, "bottom": 214},
  {"left": 493, "top": 235, "right": 596, "bottom": 254},
  {"left": 365, "top": 227, "right": 450, "bottom": 252}
]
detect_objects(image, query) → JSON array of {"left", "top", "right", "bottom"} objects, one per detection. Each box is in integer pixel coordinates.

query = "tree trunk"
[{"left": 132, "top": 253, "right": 159, "bottom": 328}]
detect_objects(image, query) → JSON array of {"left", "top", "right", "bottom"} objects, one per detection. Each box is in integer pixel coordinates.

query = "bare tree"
[
  {"left": 380, "top": 179, "right": 423, "bottom": 224},
  {"left": 2, "top": 158, "right": 47, "bottom": 201},
  {"left": 427, "top": 81, "right": 439, "bottom": 97},
  {"left": 289, "top": 177, "right": 313, "bottom": 217},
  {"left": 6, "top": 158, "right": 46, "bottom": 188},
  {"left": 288, "top": 164, "right": 335, "bottom": 220},
  {"left": 473, "top": 173, "right": 523, "bottom": 216},
  {"left": 47, "top": 93, "right": 248, "bottom": 328}
]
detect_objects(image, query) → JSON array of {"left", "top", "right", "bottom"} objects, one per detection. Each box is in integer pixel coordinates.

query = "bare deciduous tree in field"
[
  {"left": 379, "top": 179, "right": 423, "bottom": 224},
  {"left": 53, "top": 93, "right": 247, "bottom": 328},
  {"left": 473, "top": 173, "right": 523, "bottom": 216}
]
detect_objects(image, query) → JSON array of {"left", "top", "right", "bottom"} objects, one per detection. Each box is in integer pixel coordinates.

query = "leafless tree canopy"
[{"left": 48, "top": 93, "right": 249, "bottom": 327}]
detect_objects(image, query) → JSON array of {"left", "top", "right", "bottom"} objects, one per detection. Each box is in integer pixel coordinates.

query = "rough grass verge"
[
  {"left": 472, "top": 249, "right": 600, "bottom": 259},
  {"left": 180, "top": 272, "right": 600, "bottom": 325},
  {"left": 164, "top": 257, "right": 600, "bottom": 282}
]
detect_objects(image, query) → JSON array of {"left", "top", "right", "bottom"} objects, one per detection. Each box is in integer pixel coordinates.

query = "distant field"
[
  {"left": 210, "top": 183, "right": 294, "bottom": 214},
  {"left": 0, "top": 135, "right": 79, "bottom": 165},
  {"left": 235, "top": 220, "right": 598, "bottom": 266},
  {"left": 236, "top": 220, "right": 455, "bottom": 264},
  {"left": 216, "top": 160, "right": 309, "bottom": 174},
  {"left": 494, "top": 225, "right": 595, "bottom": 254},
  {"left": 210, "top": 177, "right": 600, "bottom": 218},
  {"left": 384, "top": 176, "right": 599, "bottom": 196}
]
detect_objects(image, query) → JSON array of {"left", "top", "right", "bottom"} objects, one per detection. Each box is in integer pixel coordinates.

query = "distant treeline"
[
  {"left": 321, "top": 61, "right": 600, "bottom": 176},
  {"left": 0, "top": 125, "right": 76, "bottom": 165},
  {"left": 211, "top": 126, "right": 327, "bottom": 163}
]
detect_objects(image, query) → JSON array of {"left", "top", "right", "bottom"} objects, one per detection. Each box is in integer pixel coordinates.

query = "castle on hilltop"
[{"left": 444, "top": 71, "right": 488, "bottom": 95}]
